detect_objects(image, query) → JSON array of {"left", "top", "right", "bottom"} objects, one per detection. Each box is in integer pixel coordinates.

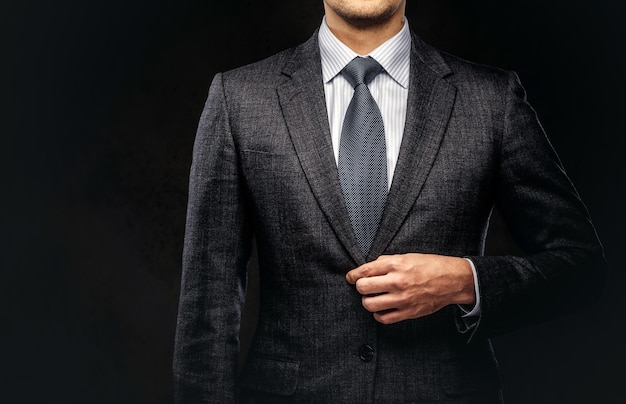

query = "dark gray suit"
[{"left": 173, "top": 30, "right": 605, "bottom": 403}]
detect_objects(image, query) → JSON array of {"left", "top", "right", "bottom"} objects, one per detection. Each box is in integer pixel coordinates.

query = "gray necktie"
[{"left": 338, "top": 56, "right": 388, "bottom": 256}]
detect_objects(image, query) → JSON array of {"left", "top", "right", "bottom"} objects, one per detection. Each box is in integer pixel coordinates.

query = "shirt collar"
[{"left": 318, "top": 16, "right": 411, "bottom": 89}]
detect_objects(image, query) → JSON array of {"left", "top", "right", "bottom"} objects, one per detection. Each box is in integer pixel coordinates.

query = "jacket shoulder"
[
  {"left": 441, "top": 51, "right": 514, "bottom": 89},
  {"left": 223, "top": 47, "right": 294, "bottom": 81},
  {"left": 411, "top": 32, "right": 515, "bottom": 94}
]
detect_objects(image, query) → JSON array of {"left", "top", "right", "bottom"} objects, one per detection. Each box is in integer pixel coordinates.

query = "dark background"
[{"left": 3, "top": 0, "right": 625, "bottom": 402}]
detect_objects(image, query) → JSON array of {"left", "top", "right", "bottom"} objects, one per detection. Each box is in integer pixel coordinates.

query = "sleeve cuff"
[{"left": 458, "top": 258, "right": 481, "bottom": 318}]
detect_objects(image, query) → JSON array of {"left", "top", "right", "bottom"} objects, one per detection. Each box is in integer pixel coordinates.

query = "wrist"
[{"left": 450, "top": 257, "right": 476, "bottom": 306}]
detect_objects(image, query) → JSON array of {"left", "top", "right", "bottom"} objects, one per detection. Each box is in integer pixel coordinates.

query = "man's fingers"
[
  {"left": 354, "top": 277, "right": 388, "bottom": 295},
  {"left": 345, "top": 255, "right": 394, "bottom": 284},
  {"left": 361, "top": 293, "right": 397, "bottom": 313},
  {"left": 373, "top": 309, "right": 405, "bottom": 325}
]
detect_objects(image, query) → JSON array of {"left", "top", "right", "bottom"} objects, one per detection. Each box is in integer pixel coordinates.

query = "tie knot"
[{"left": 341, "top": 56, "right": 383, "bottom": 88}]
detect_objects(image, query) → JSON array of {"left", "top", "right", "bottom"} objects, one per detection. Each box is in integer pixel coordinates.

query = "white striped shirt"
[{"left": 319, "top": 16, "right": 411, "bottom": 189}]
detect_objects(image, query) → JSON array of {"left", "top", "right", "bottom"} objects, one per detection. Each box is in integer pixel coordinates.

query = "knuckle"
[
  {"left": 360, "top": 263, "right": 372, "bottom": 277},
  {"left": 391, "top": 276, "right": 409, "bottom": 291},
  {"left": 389, "top": 255, "right": 403, "bottom": 268},
  {"left": 398, "top": 290, "right": 410, "bottom": 305}
]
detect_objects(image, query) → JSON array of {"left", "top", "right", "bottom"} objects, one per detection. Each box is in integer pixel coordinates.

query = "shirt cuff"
[{"left": 458, "top": 257, "right": 481, "bottom": 318}]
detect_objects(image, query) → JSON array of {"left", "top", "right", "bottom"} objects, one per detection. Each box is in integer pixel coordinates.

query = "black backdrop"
[{"left": 3, "top": 0, "right": 625, "bottom": 403}]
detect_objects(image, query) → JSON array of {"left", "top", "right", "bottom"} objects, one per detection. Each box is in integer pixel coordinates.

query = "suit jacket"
[{"left": 173, "top": 30, "right": 605, "bottom": 403}]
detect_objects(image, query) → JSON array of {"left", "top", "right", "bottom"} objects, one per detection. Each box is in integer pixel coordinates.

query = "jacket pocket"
[
  {"left": 241, "top": 149, "right": 298, "bottom": 174},
  {"left": 239, "top": 355, "right": 300, "bottom": 396}
]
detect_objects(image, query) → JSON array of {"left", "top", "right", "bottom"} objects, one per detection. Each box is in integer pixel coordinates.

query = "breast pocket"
[{"left": 241, "top": 149, "right": 301, "bottom": 174}]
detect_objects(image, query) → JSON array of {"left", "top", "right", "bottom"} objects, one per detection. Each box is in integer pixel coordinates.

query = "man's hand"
[{"left": 345, "top": 253, "right": 476, "bottom": 324}]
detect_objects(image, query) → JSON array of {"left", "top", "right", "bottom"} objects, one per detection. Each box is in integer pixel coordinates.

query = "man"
[{"left": 174, "top": 1, "right": 605, "bottom": 402}]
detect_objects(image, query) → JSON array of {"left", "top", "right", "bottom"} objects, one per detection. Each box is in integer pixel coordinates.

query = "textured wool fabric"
[
  {"left": 173, "top": 28, "right": 606, "bottom": 403},
  {"left": 338, "top": 56, "right": 387, "bottom": 255}
]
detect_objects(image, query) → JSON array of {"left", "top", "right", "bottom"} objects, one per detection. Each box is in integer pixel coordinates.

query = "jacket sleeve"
[
  {"left": 466, "top": 71, "right": 607, "bottom": 341},
  {"left": 173, "top": 73, "right": 253, "bottom": 402}
]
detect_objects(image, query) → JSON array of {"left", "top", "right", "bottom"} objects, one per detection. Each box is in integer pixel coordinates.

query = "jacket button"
[{"left": 359, "top": 344, "right": 375, "bottom": 362}]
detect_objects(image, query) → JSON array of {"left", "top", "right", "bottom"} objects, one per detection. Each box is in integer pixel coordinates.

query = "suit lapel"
[
  {"left": 277, "top": 33, "right": 365, "bottom": 266},
  {"left": 276, "top": 32, "right": 457, "bottom": 264},
  {"left": 368, "top": 35, "right": 457, "bottom": 260}
]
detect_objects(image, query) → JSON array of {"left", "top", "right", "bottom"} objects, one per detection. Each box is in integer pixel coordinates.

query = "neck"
[{"left": 323, "top": 7, "right": 405, "bottom": 55}]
